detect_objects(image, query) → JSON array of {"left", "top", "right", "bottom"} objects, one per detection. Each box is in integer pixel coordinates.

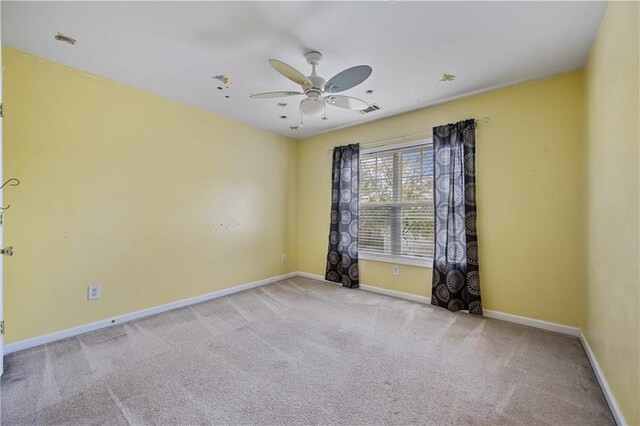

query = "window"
[{"left": 358, "top": 140, "right": 434, "bottom": 265}]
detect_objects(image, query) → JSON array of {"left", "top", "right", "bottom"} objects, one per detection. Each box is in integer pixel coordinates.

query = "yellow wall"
[
  {"left": 583, "top": 1, "right": 640, "bottom": 424},
  {"left": 298, "top": 71, "right": 586, "bottom": 327},
  {"left": 2, "top": 48, "right": 298, "bottom": 344}
]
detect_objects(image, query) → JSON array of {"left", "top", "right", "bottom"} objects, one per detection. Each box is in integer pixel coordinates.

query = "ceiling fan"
[{"left": 250, "top": 51, "right": 373, "bottom": 123}]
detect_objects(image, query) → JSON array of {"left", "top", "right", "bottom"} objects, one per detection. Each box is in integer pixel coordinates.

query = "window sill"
[{"left": 358, "top": 252, "right": 432, "bottom": 268}]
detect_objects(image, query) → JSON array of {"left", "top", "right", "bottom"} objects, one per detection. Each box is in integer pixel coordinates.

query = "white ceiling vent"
[{"left": 360, "top": 104, "right": 382, "bottom": 114}]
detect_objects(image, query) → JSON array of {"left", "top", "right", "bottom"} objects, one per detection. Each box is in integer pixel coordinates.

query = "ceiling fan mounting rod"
[{"left": 305, "top": 52, "right": 326, "bottom": 93}]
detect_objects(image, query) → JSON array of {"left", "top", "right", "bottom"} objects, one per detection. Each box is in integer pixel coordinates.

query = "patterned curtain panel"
[
  {"left": 431, "top": 119, "right": 482, "bottom": 314},
  {"left": 325, "top": 144, "right": 360, "bottom": 289}
]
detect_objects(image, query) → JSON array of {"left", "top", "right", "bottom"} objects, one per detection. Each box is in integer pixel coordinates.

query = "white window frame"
[{"left": 358, "top": 138, "right": 434, "bottom": 268}]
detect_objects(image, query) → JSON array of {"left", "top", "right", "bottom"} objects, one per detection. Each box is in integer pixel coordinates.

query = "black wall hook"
[{"left": 0, "top": 178, "right": 20, "bottom": 210}]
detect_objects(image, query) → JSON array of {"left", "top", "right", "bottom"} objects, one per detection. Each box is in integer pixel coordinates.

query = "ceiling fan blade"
[
  {"left": 326, "top": 95, "right": 370, "bottom": 110},
  {"left": 324, "top": 65, "right": 373, "bottom": 93},
  {"left": 268, "top": 59, "right": 312, "bottom": 90},
  {"left": 250, "top": 91, "right": 304, "bottom": 99}
]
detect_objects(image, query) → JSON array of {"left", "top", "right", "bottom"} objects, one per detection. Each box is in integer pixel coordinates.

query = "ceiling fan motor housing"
[{"left": 306, "top": 74, "right": 326, "bottom": 93}]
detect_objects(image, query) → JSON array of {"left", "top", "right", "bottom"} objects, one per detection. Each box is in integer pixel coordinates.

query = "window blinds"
[{"left": 359, "top": 144, "right": 434, "bottom": 261}]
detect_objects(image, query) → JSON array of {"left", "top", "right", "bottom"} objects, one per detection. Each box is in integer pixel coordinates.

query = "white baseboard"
[
  {"left": 295, "top": 271, "right": 328, "bottom": 281},
  {"left": 3, "top": 272, "right": 297, "bottom": 355},
  {"left": 359, "top": 284, "right": 432, "bottom": 305},
  {"left": 580, "top": 331, "right": 627, "bottom": 426},
  {"left": 482, "top": 309, "right": 581, "bottom": 337}
]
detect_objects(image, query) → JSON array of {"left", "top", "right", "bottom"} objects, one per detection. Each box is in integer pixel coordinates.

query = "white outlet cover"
[
  {"left": 88, "top": 285, "right": 101, "bottom": 301},
  {"left": 392, "top": 265, "right": 400, "bottom": 276},
  {"left": 281, "top": 254, "right": 287, "bottom": 263}
]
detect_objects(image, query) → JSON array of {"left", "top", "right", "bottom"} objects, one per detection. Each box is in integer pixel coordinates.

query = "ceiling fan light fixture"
[{"left": 300, "top": 97, "right": 325, "bottom": 116}]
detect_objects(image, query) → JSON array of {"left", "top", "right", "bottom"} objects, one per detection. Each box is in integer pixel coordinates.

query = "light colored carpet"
[{"left": 2, "top": 277, "right": 614, "bottom": 425}]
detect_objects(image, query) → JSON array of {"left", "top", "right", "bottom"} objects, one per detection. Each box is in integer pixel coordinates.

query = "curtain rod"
[{"left": 326, "top": 117, "right": 490, "bottom": 153}]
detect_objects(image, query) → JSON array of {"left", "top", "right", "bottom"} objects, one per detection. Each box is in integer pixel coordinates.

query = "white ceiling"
[{"left": 2, "top": 1, "right": 606, "bottom": 139}]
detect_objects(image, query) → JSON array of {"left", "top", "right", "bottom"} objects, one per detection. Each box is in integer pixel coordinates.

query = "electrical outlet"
[
  {"left": 88, "top": 285, "right": 101, "bottom": 301},
  {"left": 392, "top": 265, "right": 400, "bottom": 276},
  {"left": 281, "top": 254, "right": 287, "bottom": 264}
]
